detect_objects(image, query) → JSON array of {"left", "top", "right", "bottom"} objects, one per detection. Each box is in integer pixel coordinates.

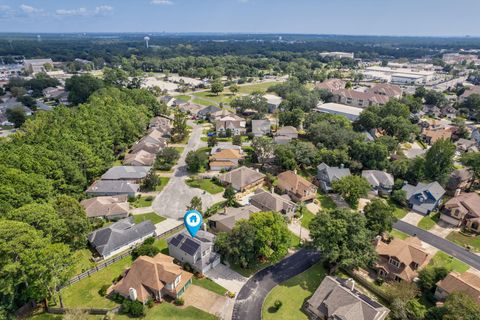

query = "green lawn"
[
  {"left": 186, "top": 178, "right": 224, "bottom": 194},
  {"left": 133, "top": 212, "right": 166, "bottom": 225},
  {"left": 317, "top": 193, "right": 337, "bottom": 211},
  {"left": 237, "top": 81, "right": 280, "bottom": 94},
  {"left": 390, "top": 229, "right": 409, "bottom": 240},
  {"left": 155, "top": 177, "right": 170, "bottom": 192},
  {"left": 429, "top": 251, "right": 469, "bottom": 273},
  {"left": 193, "top": 277, "right": 228, "bottom": 295},
  {"left": 262, "top": 263, "right": 325, "bottom": 320},
  {"left": 192, "top": 91, "right": 234, "bottom": 104},
  {"left": 130, "top": 196, "right": 154, "bottom": 208},
  {"left": 300, "top": 208, "right": 316, "bottom": 229},
  {"left": 289, "top": 232, "right": 302, "bottom": 248},
  {"left": 417, "top": 212, "right": 440, "bottom": 230},
  {"left": 71, "top": 249, "right": 95, "bottom": 275},
  {"left": 174, "top": 95, "right": 191, "bottom": 102},
  {"left": 175, "top": 146, "right": 185, "bottom": 155},
  {"left": 446, "top": 231, "right": 480, "bottom": 252},
  {"left": 192, "top": 98, "right": 216, "bottom": 106},
  {"left": 117, "top": 304, "right": 217, "bottom": 320}
]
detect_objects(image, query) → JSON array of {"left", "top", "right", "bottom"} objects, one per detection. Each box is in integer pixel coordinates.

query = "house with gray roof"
[
  {"left": 208, "top": 205, "right": 260, "bottom": 233},
  {"left": 88, "top": 217, "right": 156, "bottom": 259},
  {"left": 316, "top": 163, "right": 351, "bottom": 192},
  {"left": 362, "top": 170, "right": 394, "bottom": 196},
  {"left": 218, "top": 166, "right": 266, "bottom": 194},
  {"left": 305, "top": 276, "right": 390, "bottom": 320},
  {"left": 167, "top": 230, "right": 220, "bottom": 275},
  {"left": 402, "top": 181, "right": 446, "bottom": 215},
  {"left": 86, "top": 180, "right": 139, "bottom": 197},
  {"left": 101, "top": 166, "right": 152, "bottom": 183},
  {"left": 197, "top": 105, "right": 222, "bottom": 119},
  {"left": 252, "top": 119, "right": 271, "bottom": 137},
  {"left": 250, "top": 189, "right": 297, "bottom": 220}
]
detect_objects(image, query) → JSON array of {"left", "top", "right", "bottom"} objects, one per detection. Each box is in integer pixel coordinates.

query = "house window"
[
  {"left": 411, "top": 262, "right": 419, "bottom": 270},
  {"left": 394, "top": 275, "right": 402, "bottom": 282},
  {"left": 389, "top": 257, "right": 401, "bottom": 268}
]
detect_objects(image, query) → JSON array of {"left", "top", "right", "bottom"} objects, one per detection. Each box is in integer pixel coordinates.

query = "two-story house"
[
  {"left": 440, "top": 192, "right": 480, "bottom": 233},
  {"left": 249, "top": 189, "right": 297, "bottom": 221},
  {"left": 316, "top": 163, "right": 351, "bottom": 193},
  {"left": 276, "top": 170, "right": 318, "bottom": 202},
  {"left": 402, "top": 181, "right": 446, "bottom": 215}
]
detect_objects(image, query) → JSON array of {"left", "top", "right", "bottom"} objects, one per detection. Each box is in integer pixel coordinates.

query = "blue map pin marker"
[{"left": 184, "top": 210, "right": 203, "bottom": 238}]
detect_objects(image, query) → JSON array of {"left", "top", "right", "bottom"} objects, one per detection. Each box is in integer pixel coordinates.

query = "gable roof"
[
  {"left": 198, "top": 105, "right": 222, "bottom": 117},
  {"left": 88, "top": 217, "right": 155, "bottom": 256},
  {"left": 211, "top": 148, "right": 243, "bottom": 160},
  {"left": 436, "top": 272, "right": 480, "bottom": 304},
  {"left": 250, "top": 189, "right": 296, "bottom": 213},
  {"left": 218, "top": 166, "right": 265, "bottom": 190},
  {"left": 86, "top": 180, "right": 140, "bottom": 195},
  {"left": 80, "top": 195, "right": 129, "bottom": 218},
  {"left": 124, "top": 150, "right": 156, "bottom": 166},
  {"left": 366, "top": 83, "right": 402, "bottom": 98},
  {"left": 168, "top": 230, "right": 215, "bottom": 256},
  {"left": 101, "top": 166, "right": 152, "bottom": 180},
  {"left": 209, "top": 205, "right": 260, "bottom": 231},
  {"left": 334, "top": 89, "right": 390, "bottom": 105},
  {"left": 361, "top": 170, "right": 394, "bottom": 189},
  {"left": 444, "top": 192, "right": 480, "bottom": 218},
  {"left": 277, "top": 170, "right": 316, "bottom": 195},
  {"left": 317, "top": 163, "right": 351, "bottom": 182},
  {"left": 276, "top": 126, "right": 298, "bottom": 135},
  {"left": 315, "top": 79, "right": 346, "bottom": 92},
  {"left": 403, "top": 181, "right": 445, "bottom": 202}
]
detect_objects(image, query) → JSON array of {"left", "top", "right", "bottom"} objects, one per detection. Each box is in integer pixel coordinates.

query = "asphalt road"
[
  {"left": 394, "top": 220, "right": 480, "bottom": 270},
  {"left": 232, "top": 249, "right": 321, "bottom": 320}
]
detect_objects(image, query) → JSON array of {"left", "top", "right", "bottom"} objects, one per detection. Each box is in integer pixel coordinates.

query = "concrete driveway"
[
  {"left": 183, "top": 284, "right": 232, "bottom": 320},
  {"left": 205, "top": 263, "right": 249, "bottom": 294},
  {"left": 152, "top": 122, "right": 223, "bottom": 219}
]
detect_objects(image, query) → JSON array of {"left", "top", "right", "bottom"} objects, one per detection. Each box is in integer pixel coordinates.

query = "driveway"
[
  {"left": 205, "top": 263, "right": 249, "bottom": 294},
  {"left": 232, "top": 249, "right": 321, "bottom": 320},
  {"left": 152, "top": 122, "right": 222, "bottom": 219},
  {"left": 183, "top": 284, "right": 232, "bottom": 320},
  {"left": 401, "top": 211, "right": 424, "bottom": 226}
]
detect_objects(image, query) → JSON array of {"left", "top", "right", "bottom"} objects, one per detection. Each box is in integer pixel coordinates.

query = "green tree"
[
  {"left": 185, "top": 150, "right": 208, "bottom": 173},
  {"left": 6, "top": 106, "right": 26, "bottom": 128},
  {"left": 65, "top": 74, "right": 104, "bottom": 105},
  {"left": 363, "top": 199, "right": 395, "bottom": 236},
  {"left": 223, "top": 186, "right": 236, "bottom": 207},
  {"left": 154, "top": 147, "right": 180, "bottom": 170},
  {"left": 232, "top": 135, "right": 242, "bottom": 146},
  {"left": 417, "top": 265, "right": 448, "bottom": 294},
  {"left": 103, "top": 67, "right": 129, "bottom": 87},
  {"left": 310, "top": 209, "right": 377, "bottom": 270},
  {"left": 141, "top": 170, "right": 159, "bottom": 192},
  {"left": 171, "top": 112, "right": 188, "bottom": 143},
  {"left": 440, "top": 292, "right": 480, "bottom": 320},
  {"left": 425, "top": 139, "right": 455, "bottom": 183},
  {"left": 461, "top": 152, "right": 480, "bottom": 183},
  {"left": 349, "top": 141, "right": 389, "bottom": 170},
  {"left": 279, "top": 108, "right": 304, "bottom": 127},
  {"left": 332, "top": 175, "right": 371, "bottom": 208},
  {"left": 251, "top": 136, "right": 274, "bottom": 167},
  {"left": 210, "top": 80, "right": 224, "bottom": 96},
  {"left": 229, "top": 83, "right": 239, "bottom": 95},
  {"left": 51, "top": 195, "right": 90, "bottom": 249},
  {"left": 207, "top": 135, "right": 218, "bottom": 147},
  {"left": 274, "top": 144, "right": 297, "bottom": 170},
  {"left": 131, "top": 244, "right": 160, "bottom": 260},
  {"left": 386, "top": 281, "right": 420, "bottom": 320},
  {"left": 187, "top": 196, "right": 202, "bottom": 212}
]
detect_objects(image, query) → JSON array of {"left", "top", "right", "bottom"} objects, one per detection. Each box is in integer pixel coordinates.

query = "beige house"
[
  {"left": 209, "top": 148, "right": 244, "bottom": 171},
  {"left": 421, "top": 127, "right": 453, "bottom": 145},
  {"left": 435, "top": 272, "right": 480, "bottom": 304},
  {"left": 218, "top": 166, "right": 266, "bottom": 198},
  {"left": 124, "top": 150, "right": 156, "bottom": 166},
  {"left": 440, "top": 192, "right": 480, "bottom": 233},
  {"left": 208, "top": 205, "right": 260, "bottom": 233},
  {"left": 374, "top": 237, "right": 432, "bottom": 282},
  {"left": 80, "top": 195, "right": 129, "bottom": 220},
  {"left": 276, "top": 170, "right": 317, "bottom": 202},
  {"left": 249, "top": 189, "right": 297, "bottom": 220},
  {"left": 112, "top": 253, "right": 193, "bottom": 303}
]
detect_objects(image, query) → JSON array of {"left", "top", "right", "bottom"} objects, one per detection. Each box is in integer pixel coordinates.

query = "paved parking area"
[
  {"left": 205, "top": 263, "right": 249, "bottom": 293},
  {"left": 402, "top": 211, "right": 424, "bottom": 226},
  {"left": 183, "top": 284, "right": 232, "bottom": 319}
]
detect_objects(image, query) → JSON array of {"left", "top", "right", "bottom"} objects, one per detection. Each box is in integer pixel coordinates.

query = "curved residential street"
[
  {"left": 152, "top": 121, "right": 223, "bottom": 220},
  {"left": 394, "top": 220, "right": 480, "bottom": 270},
  {"left": 232, "top": 249, "right": 321, "bottom": 320}
]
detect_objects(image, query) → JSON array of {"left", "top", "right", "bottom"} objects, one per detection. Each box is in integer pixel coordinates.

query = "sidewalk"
[{"left": 288, "top": 220, "right": 310, "bottom": 241}]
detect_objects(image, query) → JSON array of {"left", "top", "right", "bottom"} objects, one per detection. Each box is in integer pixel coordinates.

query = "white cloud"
[
  {"left": 94, "top": 5, "right": 114, "bottom": 16},
  {"left": 0, "top": 5, "right": 13, "bottom": 18},
  {"left": 20, "top": 4, "right": 43, "bottom": 14},
  {"left": 151, "top": 0, "right": 173, "bottom": 5},
  {"left": 55, "top": 5, "right": 113, "bottom": 17}
]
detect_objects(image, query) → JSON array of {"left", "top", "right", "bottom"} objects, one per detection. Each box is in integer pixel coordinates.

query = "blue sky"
[{"left": 0, "top": 0, "right": 479, "bottom": 36}]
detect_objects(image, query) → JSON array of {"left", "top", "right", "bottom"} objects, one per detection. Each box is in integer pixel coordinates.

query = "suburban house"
[
  {"left": 144, "top": 129, "right": 169, "bottom": 145},
  {"left": 43, "top": 86, "right": 66, "bottom": 100},
  {"left": 209, "top": 147, "right": 244, "bottom": 171},
  {"left": 373, "top": 237, "right": 432, "bottom": 282},
  {"left": 149, "top": 116, "right": 171, "bottom": 132},
  {"left": 23, "top": 58, "right": 53, "bottom": 74},
  {"left": 421, "top": 127, "right": 453, "bottom": 145},
  {"left": 362, "top": 170, "right": 395, "bottom": 196},
  {"left": 101, "top": 166, "right": 152, "bottom": 183},
  {"left": 304, "top": 276, "right": 390, "bottom": 320},
  {"left": 217, "top": 166, "right": 266, "bottom": 197},
  {"left": 86, "top": 180, "right": 140, "bottom": 197},
  {"left": 315, "top": 78, "right": 346, "bottom": 92},
  {"left": 130, "top": 140, "right": 163, "bottom": 155},
  {"left": 178, "top": 102, "right": 204, "bottom": 116},
  {"left": 446, "top": 168, "right": 474, "bottom": 195},
  {"left": 402, "top": 181, "right": 446, "bottom": 215},
  {"left": 314, "top": 102, "right": 363, "bottom": 121},
  {"left": 208, "top": 205, "right": 260, "bottom": 233},
  {"left": 80, "top": 195, "right": 129, "bottom": 220},
  {"left": 459, "top": 85, "right": 480, "bottom": 103},
  {"left": 440, "top": 192, "right": 480, "bottom": 232},
  {"left": 88, "top": 217, "right": 156, "bottom": 259},
  {"left": 365, "top": 83, "right": 402, "bottom": 99},
  {"left": 332, "top": 89, "right": 390, "bottom": 108},
  {"left": 167, "top": 230, "right": 221, "bottom": 275},
  {"left": 435, "top": 272, "right": 480, "bottom": 304},
  {"left": 112, "top": 253, "right": 193, "bottom": 303},
  {"left": 263, "top": 94, "right": 282, "bottom": 113},
  {"left": 197, "top": 105, "right": 222, "bottom": 119},
  {"left": 252, "top": 119, "right": 271, "bottom": 137},
  {"left": 249, "top": 189, "right": 297, "bottom": 220},
  {"left": 276, "top": 170, "right": 318, "bottom": 202},
  {"left": 124, "top": 150, "right": 156, "bottom": 166},
  {"left": 316, "top": 163, "right": 351, "bottom": 192},
  {"left": 215, "top": 114, "right": 247, "bottom": 136},
  {"left": 274, "top": 126, "right": 298, "bottom": 144},
  {"left": 455, "top": 138, "right": 478, "bottom": 153}
]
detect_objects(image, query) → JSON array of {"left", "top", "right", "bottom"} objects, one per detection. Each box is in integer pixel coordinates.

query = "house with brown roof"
[
  {"left": 81, "top": 195, "right": 129, "bottom": 220},
  {"left": 208, "top": 205, "right": 260, "bottom": 233},
  {"left": 366, "top": 83, "right": 402, "bottom": 99},
  {"left": 250, "top": 189, "right": 297, "bottom": 220},
  {"left": 435, "top": 272, "right": 480, "bottom": 304},
  {"left": 209, "top": 147, "right": 244, "bottom": 171},
  {"left": 112, "top": 253, "right": 193, "bottom": 303},
  {"left": 440, "top": 192, "right": 480, "bottom": 233},
  {"left": 218, "top": 166, "right": 265, "bottom": 198},
  {"left": 459, "top": 85, "right": 480, "bottom": 103},
  {"left": 446, "top": 168, "right": 474, "bottom": 195},
  {"left": 124, "top": 150, "right": 156, "bottom": 166},
  {"left": 315, "top": 79, "right": 346, "bottom": 92},
  {"left": 373, "top": 237, "right": 432, "bottom": 282},
  {"left": 333, "top": 89, "right": 390, "bottom": 108},
  {"left": 276, "top": 170, "right": 317, "bottom": 202},
  {"left": 420, "top": 127, "right": 453, "bottom": 145},
  {"left": 305, "top": 276, "right": 390, "bottom": 320}
]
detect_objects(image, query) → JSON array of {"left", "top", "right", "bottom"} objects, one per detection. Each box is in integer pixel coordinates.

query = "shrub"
[
  {"left": 227, "top": 291, "right": 236, "bottom": 298},
  {"left": 99, "top": 284, "right": 110, "bottom": 297},
  {"left": 143, "top": 237, "right": 155, "bottom": 245},
  {"left": 145, "top": 195, "right": 154, "bottom": 201},
  {"left": 183, "top": 262, "right": 192, "bottom": 272},
  {"left": 122, "top": 299, "right": 145, "bottom": 317},
  {"left": 132, "top": 244, "right": 160, "bottom": 260},
  {"left": 175, "top": 297, "right": 185, "bottom": 306},
  {"left": 146, "top": 299, "right": 154, "bottom": 308},
  {"left": 274, "top": 300, "right": 283, "bottom": 310}
]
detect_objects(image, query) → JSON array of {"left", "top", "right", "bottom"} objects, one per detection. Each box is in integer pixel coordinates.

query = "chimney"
[
  {"left": 294, "top": 169, "right": 297, "bottom": 175},
  {"left": 271, "top": 186, "right": 275, "bottom": 194},
  {"left": 340, "top": 163, "right": 345, "bottom": 169},
  {"left": 129, "top": 288, "right": 138, "bottom": 301},
  {"left": 454, "top": 188, "right": 461, "bottom": 197},
  {"left": 345, "top": 278, "right": 355, "bottom": 291},
  {"left": 202, "top": 223, "right": 207, "bottom": 231}
]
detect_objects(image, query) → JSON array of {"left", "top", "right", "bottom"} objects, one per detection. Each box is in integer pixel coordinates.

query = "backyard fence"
[
  {"left": 57, "top": 222, "right": 184, "bottom": 291},
  {"left": 47, "top": 306, "right": 120, "bottom": 315}
]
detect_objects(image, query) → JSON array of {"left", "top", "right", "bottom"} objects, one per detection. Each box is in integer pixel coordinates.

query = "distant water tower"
[{"left": 144, "top": 36, "right": 150, "bottom": 49}]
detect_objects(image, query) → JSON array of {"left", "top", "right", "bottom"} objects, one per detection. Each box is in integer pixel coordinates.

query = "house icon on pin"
[{"left": 190, "top": 216, "right": 197, "bottom": 224}]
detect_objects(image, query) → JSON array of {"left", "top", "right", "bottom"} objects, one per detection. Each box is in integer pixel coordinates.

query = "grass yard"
[
  {"left": 155, "top": 177, "right": 170, "bottom": 192},
  {"left": 192, "top": 98, "right": 216, "bottom": 106},
  {"left": 192, "top": 91, "right": 234, "bottom": 104},
  {"left": 262, "top": 263, "right": 325, "bottom": 320},
  {"left": 71, "top": 249, "right": 95, "bottom": 275},
  {"left": 390, "top": 229, "right": 409, "bottom": 240},
  {"left": 289, "top": 232, "right": 302, "bottom": 248},
  {"left": 300, "top": 208, "right": 316, "bottom": 229},
  {"left": 186, "top": 178, "right": 224, "bottom": 194},
  {"left": 429, "top": 251, "right": 469, "bottom": 273},
  {"left": 388, "top": 200, "right": 408, "bottom": 219},
  {"left": 417, "top": 212, "right": 440, "bottom": 230},
  {"left": 174, "top": 95, "right": 191, "bottom": 102},
  {"left": 193, "top": 277, "right": 228, "bottom": 296},
  {"left": 130, "top": 196, "right": 154, "bottom": 208},
  {"left": 446, "top": 231, "right": 480, "bottom": 252},
  {"left": 117, "top": 304, "right": 217, "bottom": 320},
  {"left": 237, "top": 81, "right": 280, "bottom": 94},
  {"left": 175, "top": 146, "right": 185, "bottom": 155},
  {"left": 317, "top": 193, "right": 337, "bottom": 211},
  {"left": 133, "top": 212, "right": 166, "bottom": 225}
]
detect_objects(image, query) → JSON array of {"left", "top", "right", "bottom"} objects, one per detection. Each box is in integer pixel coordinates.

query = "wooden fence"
[
  {"left": 57, "top": 223, "right": 184, "bottom": 290},
  {"left": 47, "top": 306, "right": 120, "bottom": 315}
]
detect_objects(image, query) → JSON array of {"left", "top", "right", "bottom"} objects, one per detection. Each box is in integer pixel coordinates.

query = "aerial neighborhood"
[{"left": 2, "top": 18, "right": 480, "bottom": 320}]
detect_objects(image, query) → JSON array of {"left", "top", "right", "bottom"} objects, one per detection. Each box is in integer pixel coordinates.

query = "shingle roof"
[
  {"left": 101, "top": 166, "right": 152, "bottom": 180},
  {"left": 277, "top": 170, "right": 317, "bottom": 196},
  {"left": 218, "top": 166, "right": 265, "bottom": 191},
  {"left": 436, "top": 272, "right": 480, "bottom": 304},
  {"left": 361, "top": 170, "right": 394, "bottom": 189},
  {"left": 250, "top": 189, "right": 296, "bottom": 213},
  {"left": 276, "top": 126, "right": 298, "bottom": 135},
  {"left": 317, "top": 163, "right": 351, "bottom": 183},
  {"left": 124, "top": 150, "right": 156, "bottom": 166},
  {"left": 402, "top": 181, "right": 445, "bottom": 208},
  {"left": 88, "top": 217, "right": 155, "bottom": 257},
  {"left": 86, "top": 180, "right": 140, "bottom": 195},
  {"left": 209, "top": 205, "right": 260, "bottom": 231},
  {"left": 444, "top": 192, "right": 480, "bottom": 218},
  {"left": 168, "top": 230, "right": 215, "bottom": 256},
  {"left": 80, "top": 195, "right": 129, "bottom": 218},
  {"left": 252, "top": 119, "right": 271, "bottom": 135}
]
